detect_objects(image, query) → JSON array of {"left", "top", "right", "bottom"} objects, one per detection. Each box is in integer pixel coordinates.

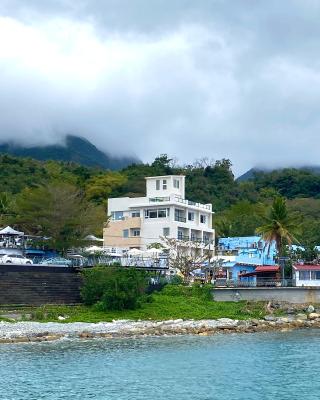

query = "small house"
[{"left": 293, "top": 264, "right": 320, "bottom": 287}]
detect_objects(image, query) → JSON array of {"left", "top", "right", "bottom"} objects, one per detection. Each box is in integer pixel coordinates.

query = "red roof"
[
  {"left": 255, "top": 265, "right": 280, "bottom": 273},
  {"left": 293, "top": 264, "right": 320, "bottom": 271},
  {"left": 239, "top": 265, "right": 279, "bottom": 277}
]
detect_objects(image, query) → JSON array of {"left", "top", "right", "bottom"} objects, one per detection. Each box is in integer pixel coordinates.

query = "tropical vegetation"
[{"left": 0, "top": 152, "right": 320, "bottom": 249}]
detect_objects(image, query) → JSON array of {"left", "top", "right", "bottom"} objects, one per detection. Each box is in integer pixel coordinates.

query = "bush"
[{"left": 81, "top": 267, "right": 148, "bottom": 311}]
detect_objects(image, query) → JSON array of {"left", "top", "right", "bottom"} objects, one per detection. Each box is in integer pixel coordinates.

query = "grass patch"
[{"left": 16, "top": 285, "right": 268, "bottom": 322}]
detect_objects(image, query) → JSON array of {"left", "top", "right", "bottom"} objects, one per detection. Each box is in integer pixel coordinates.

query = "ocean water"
[{"left": 0, "top": 330, "right": 320, "bottom": 400}]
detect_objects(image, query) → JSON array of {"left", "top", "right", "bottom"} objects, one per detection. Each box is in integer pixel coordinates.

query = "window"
[
  {"left": 299, "top": 271, "right": 310, "bottom": 280},
  {"left": 111, "top": 211, "right": 124, "bottom": 221},
  {"left": 158, "top": 209, "right": 167, "bottom": 218},
  {"left": 200, "top": 214, "right": 206, "bottom": 224},
  {"left": 163, "top": 227, "right": 170, "bottom": 237},
  {"left": 178, "top": 230, "right": 183, "bottom": 240},
  {"left": 123, "top": 229, "right": 129, "bottom": 238},
  {"left": 131, "top": 211, "right": 140, "bottom": 218},
  {"left": 132, "top": 229, "right": 140, "bottom": 237},
  {"left": 156, "top": 180, "right": 160, "bottom": 190},
  {"left": 188, "top": 212, "right": 194, "bottom": 221},
  {"left": 311, "top": 271, "right": 320, "bottom": 280},
  {"left": 173, "top": 179, "right": 180, "bottom": 189},
  {"left": 203, "top": 234, "right": 210, "bottom": 244},
  {"left": 163, "top": 179, "right": 167, "bottom": 190},
  {"left": 175, "top": 209, "right": 186, "bottom": 222},
  {"left": 191, "top": 232, "right": 195, "bottom": 241},
  {"left": 145, "top": 209, "right": 169, "bottom": 219}
]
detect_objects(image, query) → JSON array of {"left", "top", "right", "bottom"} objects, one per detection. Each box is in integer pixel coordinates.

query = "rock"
[
  {"left": 251, "top": 319, "right": 259, "bottom": 326},
  {"left": 198, "top": 332, "right": 208, "bottom": 336},
  {"left": 264, "top": 315, "right": 276, "bottom": 321},
  {"left": 286, "top": 308, "right": 295, "bottom": 315},
  {"left": 79, "top": 331, "right": 95, "bottom": 339},
  {"left": 296, "top": 313, "right": 308, "bottom": 321},
  {"left": 58, "top": 316, "right": 66, "bottom": 321},
  {"left": 308, "top": 313, "right": 320, "bottom": 320},
  {"left": 307, "top": 305, "right": 315, "bottom": 313}
]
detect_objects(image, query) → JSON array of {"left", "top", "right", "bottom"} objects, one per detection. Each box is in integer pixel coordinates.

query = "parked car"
[
  {"left": 0, "top": 254, "right": 33, "bottom": 264},
  {"left": 39, "top": 257, "right": 73, "bottom": 266}
]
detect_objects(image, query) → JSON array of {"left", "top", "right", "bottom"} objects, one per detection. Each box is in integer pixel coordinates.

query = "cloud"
[{"left": 1, "top": 1, "right": 320, "bottom": 175}]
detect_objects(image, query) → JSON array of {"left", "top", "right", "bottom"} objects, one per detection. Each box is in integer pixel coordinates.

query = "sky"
[{"left": 0, "top": 0, "right": 320, "bottom": 175}]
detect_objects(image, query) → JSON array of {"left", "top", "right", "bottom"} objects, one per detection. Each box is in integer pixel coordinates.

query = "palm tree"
[{"left": 256, "top": 196, "right": 302, "bottom": 278}]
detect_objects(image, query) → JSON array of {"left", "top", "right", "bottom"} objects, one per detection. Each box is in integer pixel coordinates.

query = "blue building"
[{"left": 217, "top": 236, "right": 277, "bottom": 283}]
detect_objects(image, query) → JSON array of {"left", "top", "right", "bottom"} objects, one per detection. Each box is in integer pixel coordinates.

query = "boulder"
[
  {"left": 307, "top": 305, "right": 315, "bottom": 313},
  {"left": 308, "top": 313, "right": 320, "bottom": 320}
]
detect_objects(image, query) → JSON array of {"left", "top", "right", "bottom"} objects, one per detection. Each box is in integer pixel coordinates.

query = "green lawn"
[{"left": 13, "top": 288, "right": 268, "bottom": 323}]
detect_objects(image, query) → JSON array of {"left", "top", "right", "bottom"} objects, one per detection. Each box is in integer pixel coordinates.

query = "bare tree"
[{"left": 161, "top": 236, "right": 214, "bottom": 282}]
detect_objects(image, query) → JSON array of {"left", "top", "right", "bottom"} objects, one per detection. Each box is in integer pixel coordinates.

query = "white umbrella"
[
  {"left": 86, "top": 245, "right": 103, "bottom": 254},
  {"left": 84, "top": 234, "right": 104, "bottom": 242},
  {"left": 127, "top": 248, "right": 143, "bottom": 256},
  {"left": 144, "top": 248, "right": 162, "bottom": 257}
]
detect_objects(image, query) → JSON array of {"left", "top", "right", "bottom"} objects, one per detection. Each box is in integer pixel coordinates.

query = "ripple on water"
[{"left": 0, "top": 330, "right": 320, "bottom": 400}]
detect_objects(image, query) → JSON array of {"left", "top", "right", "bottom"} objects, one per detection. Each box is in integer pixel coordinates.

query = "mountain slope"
[
  {"left": 0, "top": 135, "right": 139, "bottom": 170},
  {"left": 237, "top": 166, "right": 320, "bottom": 181}
]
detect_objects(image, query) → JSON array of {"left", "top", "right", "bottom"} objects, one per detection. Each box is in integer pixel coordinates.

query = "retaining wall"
[
  {"left": 0, "top": 264, "right": 82, "bottom": 305},
  {"left": 214, "top": 287, "right": 320, "bottom": 303}
]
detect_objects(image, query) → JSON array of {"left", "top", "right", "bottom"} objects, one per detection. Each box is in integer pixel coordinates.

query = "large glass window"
[
  {"left": 111, "top": 211, "right": 124, "bottom": 221},
  {"left": 131, "top": 229, "right": 140, "bottom": 237},
  {"left": 311, "top": 271, "right": 320, "bottom": 280},
  {"left": 145, "top": 209, "right": 169, "bottom": 219},
  {"left": 299, "top": 271, "right": 310, "bottom": 280},
  {"left": 158, "top": 209, "right": 167, "bottom": 218},
  {"left": 131, "top": 211, "right": 140, "bottom": 218}
]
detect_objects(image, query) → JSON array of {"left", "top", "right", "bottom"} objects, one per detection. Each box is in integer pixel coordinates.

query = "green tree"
[
  {"left": 256, "top": 196, "right": 302, "bottom": 256},
  {"left": 11, "top": 183, "right": 105, "bottom": 251}
]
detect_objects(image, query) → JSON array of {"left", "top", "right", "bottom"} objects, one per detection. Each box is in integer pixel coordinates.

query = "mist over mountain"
[
  {"left": 237, "top": 166, "right": 320, "bottom": 181},
  {"left": 0, "top": 135, "right": 139, "bottom": 170}
]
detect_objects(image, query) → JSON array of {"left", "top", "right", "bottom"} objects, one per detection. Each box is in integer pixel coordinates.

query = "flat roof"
[{"left": 145, "top": 175, "right": 185, "bottom": 179}]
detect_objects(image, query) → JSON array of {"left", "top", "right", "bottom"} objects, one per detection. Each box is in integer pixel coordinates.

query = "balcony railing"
[
  {"left": 147, "top": 195, "right": 211, "bottom": 210},
  {"left": 174, "top": 196, "right": 211, "bottom": 210},
  {"left": 149, "top": 197, "right": 170, "bottom": 203}
]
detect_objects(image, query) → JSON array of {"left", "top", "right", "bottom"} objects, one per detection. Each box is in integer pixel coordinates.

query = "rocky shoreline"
[{"left": 1, "top": 311, "right": 320, "bottom": 343}]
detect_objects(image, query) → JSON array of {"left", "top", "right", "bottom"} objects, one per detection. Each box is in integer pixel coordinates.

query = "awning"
[{"left": 239, "top": 265, "right": 280, "bottom": 277}]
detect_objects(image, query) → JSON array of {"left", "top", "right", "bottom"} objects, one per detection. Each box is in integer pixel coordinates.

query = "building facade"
[
  {"left": 103, "top": 175, "right": 215, "bottom": 253},
  {"left": 216, "top": 236, "right": 277, "bottom": 283}
]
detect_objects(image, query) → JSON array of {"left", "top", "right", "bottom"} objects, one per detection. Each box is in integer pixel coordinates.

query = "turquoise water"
[{"left": 1, "top": 330, "right": 320, "bottom": 399}]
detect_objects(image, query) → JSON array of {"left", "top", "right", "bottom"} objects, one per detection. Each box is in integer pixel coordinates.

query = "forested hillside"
[{"left": 1, "top": 153, "right": 320, "bottom": 247}]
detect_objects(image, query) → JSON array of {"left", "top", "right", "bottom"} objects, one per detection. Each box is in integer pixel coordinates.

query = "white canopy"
[
  {"left": 86, "top": 245, "right": 104, "bottom": 253},
  {"left": 0, "top": 226, "right": 24, "bottom": 236},
  {"left": 127, "top": 248, "right": 143, "bottom": 256}
]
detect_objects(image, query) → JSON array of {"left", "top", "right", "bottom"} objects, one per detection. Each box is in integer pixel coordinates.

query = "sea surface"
[{"left": 0, "top": 330, "right": 320, "bottom": 400}]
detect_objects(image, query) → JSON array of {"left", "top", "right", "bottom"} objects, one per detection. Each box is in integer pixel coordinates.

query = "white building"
[
  {"left": 293, "top": 264, "right": 320, "bottom": 287},
  {"left": 103, "top": 175, "right": 215, "bottom": 253}
]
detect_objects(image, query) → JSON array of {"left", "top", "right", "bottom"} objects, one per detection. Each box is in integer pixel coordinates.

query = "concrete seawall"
[
  {"left": 0, "top": 264, "right": 82, "bottom": 305},
  {"left": 214, "top": 287, "right": 320, "bottom": 303}
]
